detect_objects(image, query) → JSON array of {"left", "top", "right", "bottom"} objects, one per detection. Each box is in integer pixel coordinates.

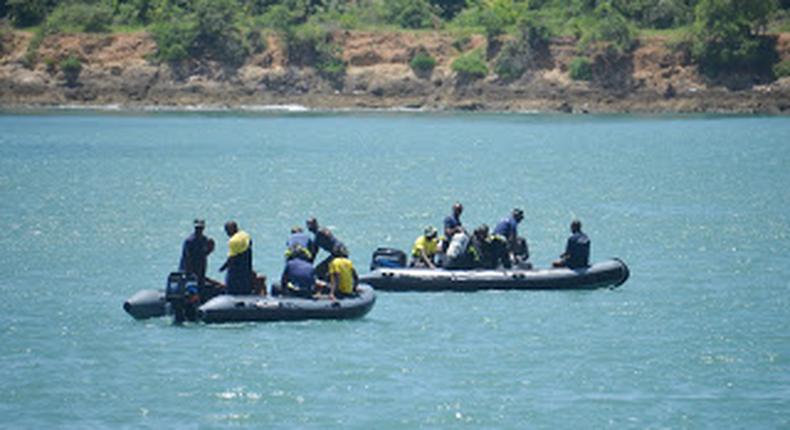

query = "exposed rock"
[{"left": 0, "top": 30, "right": 788, "bottom": 113}]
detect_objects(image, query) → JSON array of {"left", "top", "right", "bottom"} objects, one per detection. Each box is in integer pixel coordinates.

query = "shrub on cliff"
[
  {"left": 46, "top": 2, "right": 114, "bottom": 33},
  {"left": 60, "top": 54, "right": 82, "bottom": 86},
  {"left": 494, "top": 19, "right": 552, "bottom": 81},
  {"left": 569, "top": 56, "right": 592, "bottom": 81},
  {"left": 691, "top": 0, "right": 778, "bottom": 78},
  {"left": 410, "top": 51, "right": 437, "bottom": 78},
  {"left": 452, "top": 49, "right": 488, "bottom": 82},
  {"left": 773, "top": 59, "right": 790, "bottom": 78},
  {"left": 282, "top": 23, "right": 347, "bottom": 86}
]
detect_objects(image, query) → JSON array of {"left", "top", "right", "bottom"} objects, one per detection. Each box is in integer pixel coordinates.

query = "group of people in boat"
[
  {"left": 177, "top": 217, "right": 359, "bottom": 303},
  {"left": 410, "top": 203, "right": 590, "bottom": 270}
]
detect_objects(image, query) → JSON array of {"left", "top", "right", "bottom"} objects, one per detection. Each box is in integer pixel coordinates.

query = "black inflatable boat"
[
  {"left": 123, "top": 275, "right": 376, "bottom": 323},
  {"left": 361, "top": 249, "right": 629, "bottom": 292}
]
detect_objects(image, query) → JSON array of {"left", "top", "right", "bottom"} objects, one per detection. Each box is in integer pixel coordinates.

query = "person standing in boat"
[
  {"left": 553, "top": 219, "right": 590, "bottom": 269},
  {"left": 493, "top": 208, "right": 528, "bottom": 267},
  {"left": 306, "top": 217, "right": 347, "bottom": 280},
  {"left": 411, "top": 226, "right": 440, "bottom": 268},
  {"left": 442, "top": 202, "right": 464, "bottom": 248},
  {"left": 219, "top": 221, "right": 253, "bottom": 295},
  {"left": 179, "top": 219, "right": 215, "bottom": 287}
]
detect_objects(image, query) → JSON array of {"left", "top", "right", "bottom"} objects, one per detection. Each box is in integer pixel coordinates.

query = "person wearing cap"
[
  {"left": 411, "top": 226, "right": 440, "bottom": 269},
  {"left": 306, "top": 217, "right": 347, "bottom": 280},
  {"left": 553, "top": 219, "right": 590, "bottom": 269},
  {"left": 219, "top": 221, "right": 254, "bottom": 295},
  {"left": 179, "top": 219, "right": 215, "bottom": 287},
  {"left": 494, "top": 208, "right": 526, "bottom": 266}
]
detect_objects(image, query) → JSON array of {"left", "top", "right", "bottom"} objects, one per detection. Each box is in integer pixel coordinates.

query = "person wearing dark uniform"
[
  {"left": 442, "top": 202, "right": 464, "bottom": 251},
  {"left": 469, "top": 224, "right": 511, "bottom": 269},
  {"left": 280, "top": 254, "right": 318, "bottom": 298},
  {"left": 494, "top": 208, "right": 526, "bottom": 266},
  {"left": 306, "top": 217, "right": 346, "bottom": 280},
  {"left": 553, "top": 220, "right": 590, "bottom": 269},
  {"left": 219, "top": 221, "right": 253, "bottom": 295},
  {"left": 179, "top": 219, "right": 215, "bottom": 286}
]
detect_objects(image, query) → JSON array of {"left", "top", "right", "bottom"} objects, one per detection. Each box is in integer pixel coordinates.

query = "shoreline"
[{"left": 2, "top": 31, "right": 789, "bottom": 115}]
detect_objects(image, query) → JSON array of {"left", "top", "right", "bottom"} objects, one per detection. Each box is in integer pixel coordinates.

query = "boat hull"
[
  {"left": 123, "top": 285, "right": 376, "bottom": 323},
  {"left": 359, "top": 259, "right": 629, "bottom": 292}
]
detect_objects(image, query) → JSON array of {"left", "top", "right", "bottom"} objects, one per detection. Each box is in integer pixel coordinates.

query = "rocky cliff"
[{"left": 1, "top": 30, "right": 789, "bottom": 113}]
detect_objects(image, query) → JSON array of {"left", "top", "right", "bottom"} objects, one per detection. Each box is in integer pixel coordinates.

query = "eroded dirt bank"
[{"left": 1, "top": 30, "right": 789, "bottom": 113}]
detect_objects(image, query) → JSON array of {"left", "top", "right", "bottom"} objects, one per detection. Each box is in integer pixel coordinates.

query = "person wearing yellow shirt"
[
  {"left": 327, "top": 245, "right": 358, "bottom": 300},
  {"left": 411, "top": 226, "right": 439, "bottom": 269},
  {"left": 218, "top": 221, "right": 253, "bottom": 295}
]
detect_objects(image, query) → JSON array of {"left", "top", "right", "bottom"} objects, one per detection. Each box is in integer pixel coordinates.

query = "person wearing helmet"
[{"left": 411, "top": 226, "right": 440, "bottom": 269}]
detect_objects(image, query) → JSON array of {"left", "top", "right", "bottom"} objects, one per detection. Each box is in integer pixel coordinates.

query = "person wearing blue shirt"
[
  {"left": 285, "top": 226, "right": 313, "bottom": 262},
  {"left": 281, "top": 255, "right": 320, "bottom": 298},
  {"left": 493, "top": 208, "right": 526, "bottom": 266},
  {"left": 553, "top": 220, "right": 590, "bottom": 269},
  {"left": 443, "top": 202, "right": 464, "bottom": 243}
]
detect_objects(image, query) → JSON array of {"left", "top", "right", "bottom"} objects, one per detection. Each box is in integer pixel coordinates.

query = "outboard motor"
[
  {"left": 165, "top": 272, "right": 199, "bottom": 324},
  {"left": 370, "top": 248, "right": 407, "bottom": 271}
]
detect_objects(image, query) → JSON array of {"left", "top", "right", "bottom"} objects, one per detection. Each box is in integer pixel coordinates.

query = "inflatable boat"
[
  {"left": 361, "top": 249, "right": 629, "bottom": 292},
  {"left": 123, "top": 273, "right": 376, "bottom": 323}
]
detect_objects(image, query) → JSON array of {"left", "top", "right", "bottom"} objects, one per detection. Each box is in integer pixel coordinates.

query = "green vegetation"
[
  {"left": 569, "top": 56, "right": 592, "bottom": 80},
  {"left": 690, "top": 0, "right": 779, "bottom": 78},
  {"left": 494, "top": 19, "right": 551, "bottom": 81},
  {"left": 60, "top": 54, "right": 82, "bottom": 85},
  {"left": 452, "top": 48, "right": 487, "bottom": 81},
  {"left": 2, "top": 0, "right": 788, "bottom": 81},
  {"left": 774, "top": 59, "right": 790, "bottom": 78},
  {"left": 410, "top": 51, "right": 437, "bottom": 77}
]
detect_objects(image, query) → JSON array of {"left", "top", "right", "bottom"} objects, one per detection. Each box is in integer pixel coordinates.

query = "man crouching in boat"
[{"left": 411, "top": 226, "right": 439, "bottom": 268}]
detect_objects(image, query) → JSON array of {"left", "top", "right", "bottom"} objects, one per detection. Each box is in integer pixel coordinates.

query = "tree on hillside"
[{"left": 691, "top": 0, "right": 778, "bottom": 77}]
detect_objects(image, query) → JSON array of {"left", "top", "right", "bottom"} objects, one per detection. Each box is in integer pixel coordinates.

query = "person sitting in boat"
[
  {"left": 326, "top": 244, "right": 358, "bottom": 300},
  {"left": 285, "top": 226, "right": 313, "bottom": 262},
  {"left": 469, "top": 224, "right": 511, "bottom": 269},
  {"left": 411, "top": 226, "right": 439, "bottom": 269},
  {"left": 306, "top": 217, "right": 347, "bottom": 280},
  {"left": 441, "top": 202, "right": 464, "bottom": 252},
  {"left": 494, "top": 208, "right": 528, "bottom": 267},
  {"left": 219, "top": 221, "right": 254, "bottom": 295},
  {"left": 280, "top": 247, "right": 323, "bottom": 298},
  {"left": 443, "top": 229, "right": 477, "bottom": 270},
  {"left": 552, "top": 219, "right": 590, "bottom": 269}
]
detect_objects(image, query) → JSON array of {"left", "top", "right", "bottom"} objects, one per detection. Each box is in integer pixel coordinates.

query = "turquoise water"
[{"left": 1, "top": 112, "right": 789, "bottom": 428}]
